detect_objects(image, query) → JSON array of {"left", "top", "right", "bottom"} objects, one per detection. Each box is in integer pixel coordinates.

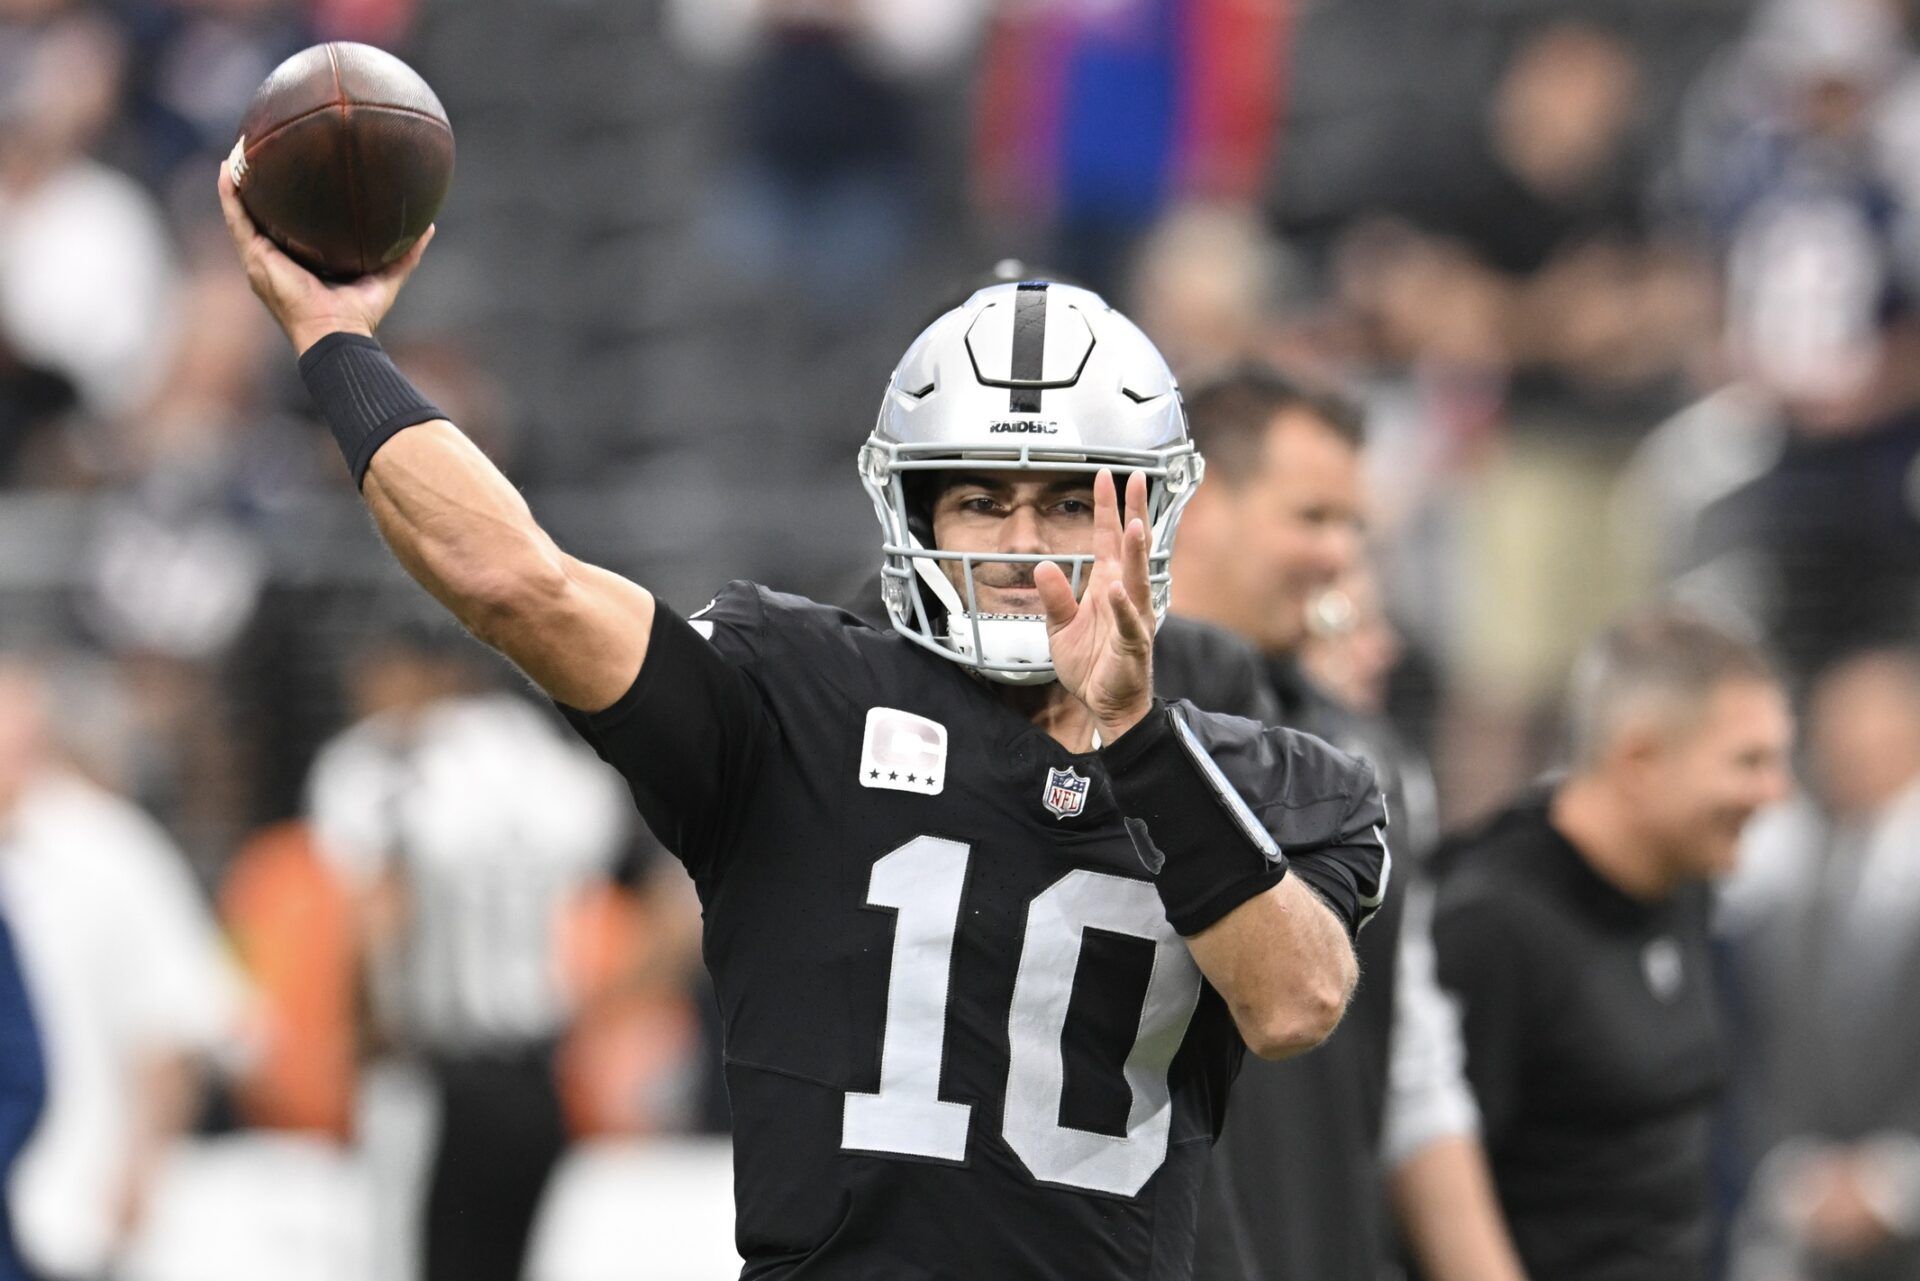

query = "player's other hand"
[
  {"left": 218, "top": 145, "right": 433, "bottom": 357},
  {"left": 1035, "top": 468, "right": 1155, "bottom": 742}
]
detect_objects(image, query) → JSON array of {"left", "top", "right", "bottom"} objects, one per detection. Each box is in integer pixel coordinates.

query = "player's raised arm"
[
  {"left": 217, "top": 160, "right": 650, "bottom": 711},
  {"left": 1043, "top": 472, "right": 1374, "bottom": 1060}
]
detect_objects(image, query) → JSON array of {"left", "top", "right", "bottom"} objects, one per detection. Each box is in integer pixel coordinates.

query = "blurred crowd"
[{"left": 4, "top": 0, "right": 1920, "bottom": 1277}]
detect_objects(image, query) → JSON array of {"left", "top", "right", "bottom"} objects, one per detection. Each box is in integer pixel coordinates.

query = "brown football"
[{"left": 232, "top": 42, "right": 454, "bottom": 281}]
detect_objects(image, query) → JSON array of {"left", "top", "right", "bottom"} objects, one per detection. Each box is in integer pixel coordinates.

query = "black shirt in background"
[
  {"left": 1161, "top": 625, "right": 1411, "bottom": 1281},
  {"left": 1432, "top": 793, "right": 1727, "bottom": 1281}
]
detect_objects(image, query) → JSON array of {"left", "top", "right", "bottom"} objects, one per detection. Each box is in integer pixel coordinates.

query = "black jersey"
[
  {"left": 1432, "top": 793, "right": 1726, "bottom": 1281},
  {"left": 558, "top": 582, "right": 1389, "bottom": 1281}
]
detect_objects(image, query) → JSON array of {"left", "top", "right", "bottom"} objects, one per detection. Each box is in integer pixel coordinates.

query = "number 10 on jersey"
[{"left": 842, "top": 836, "right": 1205, "bottom": 1198}]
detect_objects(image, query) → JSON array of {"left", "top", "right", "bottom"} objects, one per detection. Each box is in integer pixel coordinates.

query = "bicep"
[
  {"left": 358, "top": 425, "right": 655, "bottom": 710},
  {"left": 500, "top": 556, "right": 657, "bottom": 712}
]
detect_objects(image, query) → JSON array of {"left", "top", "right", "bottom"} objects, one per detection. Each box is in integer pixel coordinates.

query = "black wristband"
[
  {"left": 297, "top": 332, "right": 446, "bottom": 488},
  {"left": 1102, "top": 700, "right": 1289, "bottom": 936}
]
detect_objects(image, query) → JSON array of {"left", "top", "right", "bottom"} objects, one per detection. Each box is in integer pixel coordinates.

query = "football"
[{"left": 231, "top": 42, "right": 454, "bottom": 281}]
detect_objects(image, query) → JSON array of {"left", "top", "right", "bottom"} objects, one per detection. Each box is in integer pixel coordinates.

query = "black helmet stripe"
[{"left": 1009, "top": 281, "right": 1048, "bottom": 413}]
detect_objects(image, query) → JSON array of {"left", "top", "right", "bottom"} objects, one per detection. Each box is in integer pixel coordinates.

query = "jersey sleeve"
[
  {"left": 555, "top": 580, "right": 777, "bottom": 891},
  {"left": 1178, "top": 705, "right": 1392, "bottom": 937}
]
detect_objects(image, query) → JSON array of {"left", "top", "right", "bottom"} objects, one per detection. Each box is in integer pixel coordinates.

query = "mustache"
[{"left": 971, "top": 564, "right": 1040, "bottom": 590}]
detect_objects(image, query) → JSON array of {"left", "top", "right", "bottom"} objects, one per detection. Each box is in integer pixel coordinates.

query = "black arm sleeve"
[
  {"left": 1101, "top": 702, "right": 1293, "bottom": 937},
  {"left": 556, "top": 600, "right": 772, "bottom": 890},
  {"left": 1170, "top": 704, "right": 1391, "bottom": 938}
]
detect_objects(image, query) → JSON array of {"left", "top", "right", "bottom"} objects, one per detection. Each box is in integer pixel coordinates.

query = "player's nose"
[{"left": 1001, "top": 503, "right": 1049, "bottom": 555}]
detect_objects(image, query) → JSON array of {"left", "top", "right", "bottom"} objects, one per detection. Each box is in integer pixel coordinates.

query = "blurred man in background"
[
  {"left": 1433, "top": 610, "right": 1791, "bottom": 1281},
  {"left": 1724, "top": 647, "right": 1920, "bottom": 1281},
  {"left": 0, "top": 658, "right": 246, "bottom": 1281},
  {"left": 1167, "top": 365, "right": 1526, "bottom": 1281},
  {"left": 304, "top": 620, "right": 669, "bottom": 1281}
]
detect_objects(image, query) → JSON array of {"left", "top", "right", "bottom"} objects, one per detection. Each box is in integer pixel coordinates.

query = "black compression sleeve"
[
  {"left": 1101, "top": 701, "right": 1290, "bottom": 936},
  {"left": 297, "top": 332, "right": 446, "bottom": 487}
]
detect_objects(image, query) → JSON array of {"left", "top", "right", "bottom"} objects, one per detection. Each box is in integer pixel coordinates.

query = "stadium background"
[{"left": 4, "top": 0, "right": 1920, "bottom": 1276}]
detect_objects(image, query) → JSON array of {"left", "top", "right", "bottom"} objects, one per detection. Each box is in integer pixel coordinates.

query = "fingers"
[
  {"left": 217, "top": 148, "right": 266, "bottom": 260},
  {"left": 1121, "top": 470, "right": 1152, "bottom": 614},
  {"left": 219, "top": 148, "right": 321, "bottom": 303},
  {"left": 1034, "top": 559, "right": 1079, "bottom": 633},
  {"left": 1124, "top": 470, "right": 1149, "bottom": 529},
  {"left": 373, "top": 224, "right": 436, "bottom": 286},
  {"left": 1093, "top": 467, "right": 1122, "bottom": 562},
  {"left": 1108, "top": 580, "right": 1152, "bottom": 653},
  {"left": 1122, "top": 513, "right": 1153, "bottom": 622}
]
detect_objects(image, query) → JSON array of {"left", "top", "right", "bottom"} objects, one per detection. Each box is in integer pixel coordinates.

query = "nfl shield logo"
[{"left": 1042, "top": 766, "right": 1091, "bottom": 820}]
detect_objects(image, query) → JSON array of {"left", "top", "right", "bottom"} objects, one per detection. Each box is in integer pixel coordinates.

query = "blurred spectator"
[
  {"left": 304, "top": 619, "right": 689, "bottom": 1281},
  {"left": 1623, "top": 0, "right": 1920, "bottom": 686},
  {"left": 1681, "top": 0, "right": 1920, "bottom": 430},
  {"left": 1354, "top": 21, "right": 1716, "bottom": 408},
  {"left": 111, "top": 0, "right": 311, "bottom": 218},
  {"left": 1318, "top": 24, "right": 1722, "bottom": 785},
  {"left": 1723, "top": 648, "right": 1920, "bottom": 1281},
  {"left": 974, "top": 0, "right": 1287, "bottom": 294},
  {"left": 1168, "top": 364, "right": 1522, "bottom": 1281},
  {"left": 0, "top": 656, "right": 249, "bottom": 1280},
  {"left": 1433, "top": 609, "right": 1792, "bottom": 1281},
  {"left": 1126, "top": 200, "right": 1297, "bottom": 381},
  {"left": 668, "top": 0, "right": 984, "bottom": 322},
  {"left": 0, "top": 2, "right": 176, "bottom": 425}
]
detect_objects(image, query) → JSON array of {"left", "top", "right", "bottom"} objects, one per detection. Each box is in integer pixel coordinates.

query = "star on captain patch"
[{"left": 1042, "top": 766, "right": 1090, "bottom": 820}]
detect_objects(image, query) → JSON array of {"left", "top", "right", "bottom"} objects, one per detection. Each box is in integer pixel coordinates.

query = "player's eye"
[
  {"left": 958, "top": 494, "right": 1002, "bottom": 515},
  {"left": 1054, "top": 497, "right": 1094, "bottom": 516}
]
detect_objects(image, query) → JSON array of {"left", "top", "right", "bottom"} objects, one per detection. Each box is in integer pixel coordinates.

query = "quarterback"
[{"left": 219, "top": 164, "right": 1388, "bottom": 1279}]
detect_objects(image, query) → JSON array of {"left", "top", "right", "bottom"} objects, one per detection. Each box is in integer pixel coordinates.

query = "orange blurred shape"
[
  {"left": 219, "top": 821, "right": 357, "bottom": 1141},
  {"left": 556, "top": 885, "right": 696, "bottom": 1140}
]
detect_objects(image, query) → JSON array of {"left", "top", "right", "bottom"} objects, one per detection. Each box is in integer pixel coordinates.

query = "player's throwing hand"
[
  {"left": 217, "top": 148, "right": 434, "bottom": 357},
  {"left": 1035, "top": 468, "right": 1156, "bottom": 741}
]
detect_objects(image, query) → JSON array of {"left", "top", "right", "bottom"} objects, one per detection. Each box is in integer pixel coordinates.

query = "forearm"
[
  {"left": 360, "top": 420, "right": 568, "bottom": 637},
  {"left": 348, "top": 408, "right": 652, "bottom": 709},
  {"left": 1097, "top": 702, "right": 1367, "bottom": 1058},
  {"left": 1187, "top": 876, "right": 1356, "bottom": 1060},
  {"left": 1392, "top": 1134, "right": 1528, "bottom": 1281}
]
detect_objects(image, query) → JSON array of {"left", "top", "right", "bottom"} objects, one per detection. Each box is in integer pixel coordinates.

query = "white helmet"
[{"left": 858, "top": 280, "right": 1204, "bottom": 685}]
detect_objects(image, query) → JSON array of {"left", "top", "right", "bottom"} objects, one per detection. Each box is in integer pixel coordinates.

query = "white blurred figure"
[
  {"left": 1725, "top": 648, "right": 1920, "bottom": 1281},
  {"left": 0, "top": 6, "right": 175, "bottom": 419},
  {"left": 306, "top": 622, "right": 639, "bottom": 1281},
  {"left": 0, "top": 658, "right": 247, "bottom": 1280}
]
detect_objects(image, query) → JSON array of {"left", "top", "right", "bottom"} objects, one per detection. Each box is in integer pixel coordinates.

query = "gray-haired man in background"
[{"left": 1433, "top": 609, "right": 1793, "bottom": 1281}]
